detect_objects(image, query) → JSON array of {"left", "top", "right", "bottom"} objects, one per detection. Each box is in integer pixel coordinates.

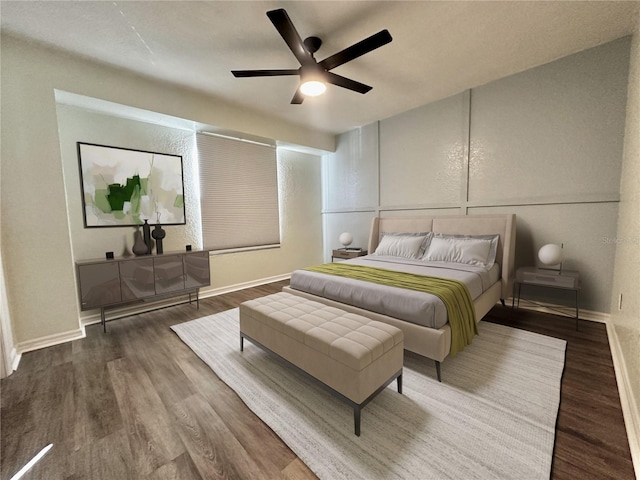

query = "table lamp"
[
  {"left": 339, "top": 232, "right": 353, "bottom": 250},
  {"left": 538, "top": 243, "right": 563, "bottom": 274}
]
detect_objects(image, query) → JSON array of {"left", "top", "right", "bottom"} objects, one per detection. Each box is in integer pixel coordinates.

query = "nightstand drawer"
[
  {"left": 331, "top": 249, "right": 368, "bottom": 260},
  {"left": 517, "top": 267, "right": 580, "bottom": 289},
  {"left": 521, "top": 271, "right": 577, "bottom": 288}
]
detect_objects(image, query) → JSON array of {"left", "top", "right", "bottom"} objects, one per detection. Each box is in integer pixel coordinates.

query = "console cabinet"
[{"left": 76, "top": 250, "right": 210, "bottom": 331}]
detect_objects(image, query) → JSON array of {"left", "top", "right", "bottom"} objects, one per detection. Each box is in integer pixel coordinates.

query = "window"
[{"left": 196, "top": 133, "right": 280, "bottom": 251}]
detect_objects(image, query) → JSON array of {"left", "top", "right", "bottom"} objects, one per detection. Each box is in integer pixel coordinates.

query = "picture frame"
[{"left": 77, "top": 142, "right": 186, "bottom": 227}]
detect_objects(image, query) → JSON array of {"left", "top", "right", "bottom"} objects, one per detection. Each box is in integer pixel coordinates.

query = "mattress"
[{"left": 289, "top": 255, "right": 500, "bottom": 329}]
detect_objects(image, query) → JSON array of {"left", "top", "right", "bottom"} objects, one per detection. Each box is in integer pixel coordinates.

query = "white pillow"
[
  {"left": 373, "top": 234, "right": 429, "bottom": 259},
  {"left": 378, "top": 231, "right": 432, "bottom": 257},
  {"left": 423, "top": 234, "right": 499, "bottom": 268}
]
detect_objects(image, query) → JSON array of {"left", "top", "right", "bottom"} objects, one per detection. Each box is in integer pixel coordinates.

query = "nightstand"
[
  {"left": 331, "top": 248, "right": 368, "bottom": 262},
  {"left": 513, "top": 267, "right": 580, "bottom": 329}
]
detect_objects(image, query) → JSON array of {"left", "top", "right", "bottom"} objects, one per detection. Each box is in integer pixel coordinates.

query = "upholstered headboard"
[{"left": 368, "top": 214, "right": 517, "bottom": 299}]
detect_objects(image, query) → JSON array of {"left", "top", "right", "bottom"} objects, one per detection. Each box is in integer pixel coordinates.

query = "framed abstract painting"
[{"left": 77, "top": 142, "right": 186, "bottom": 227}]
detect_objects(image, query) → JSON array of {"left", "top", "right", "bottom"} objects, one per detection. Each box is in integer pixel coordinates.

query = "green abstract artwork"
[{"left": 78, "top": 142, "right": 186, "bottom": 227}]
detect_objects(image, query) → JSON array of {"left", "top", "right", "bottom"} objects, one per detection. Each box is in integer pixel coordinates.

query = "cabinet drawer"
[
  {"left": 154, "top": 255, "right": 185, "bottom": 294},
  {"left": 120, "top": 258, "right": 155, "bottom": 301},
  {"left": 77, "top": 262, "right": 122, "bottom": 310},
  {"left": 184, "top": 251, "right": 210, "bottom": 288}
]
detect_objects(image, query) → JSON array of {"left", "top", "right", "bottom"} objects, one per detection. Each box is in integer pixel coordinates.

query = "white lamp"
[
  {"left": 339, "top": 232, "right": 353, "bottom": 249},
  {"left": 299, "top": 65, "right": 327, "bottom": 97},
  {"left": 300, "top": 80, "right": 326, "bottom": 97},
  {"left": 538, "top": 243, "right": 563, "bottom": 273}
]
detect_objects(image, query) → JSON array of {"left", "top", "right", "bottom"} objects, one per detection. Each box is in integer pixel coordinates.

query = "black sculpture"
[{"left": 152, "top": 224, "right": 166, "bottom": 254}]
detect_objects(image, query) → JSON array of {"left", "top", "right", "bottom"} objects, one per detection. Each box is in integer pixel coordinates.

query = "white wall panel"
[
  {"left": 379, "top": 92, "right": 468, "bottom": 209},
  {"left": 470, "top": 203, "right": 619, "bottom": 313},
  {"left": 322, "top": 212, "right": 376, "bottom": 263},
  {"left": 323, "top": 123, "right": 378, "bottom": 212},
  {"left": 469, "top": 37, "right": 630, "bottom": 204},
  {"left": 321, "top": 38, "right": 631, "bottom": 314},
  {"left": 322, "top": 123, "right": 378, "bottom": 262},
  {"left": 378, "top": 208, "right": 463, "bottom": 217}
]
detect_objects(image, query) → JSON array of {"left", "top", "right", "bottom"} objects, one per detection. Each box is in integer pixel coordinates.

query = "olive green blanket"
[{"left": 303, "top": 263, "right": 478, "bottom": 355}]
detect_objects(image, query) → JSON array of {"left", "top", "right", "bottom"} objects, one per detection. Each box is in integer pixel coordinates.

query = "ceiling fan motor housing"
[{"left": 303, "top": 36, "right": 322, "bottom": 55}]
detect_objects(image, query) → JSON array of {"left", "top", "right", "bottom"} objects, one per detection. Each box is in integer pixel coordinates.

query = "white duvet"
[{"left": 289, "top": 255, "right": 500, "bottom": 329}]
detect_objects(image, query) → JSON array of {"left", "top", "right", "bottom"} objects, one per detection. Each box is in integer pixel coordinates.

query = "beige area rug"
[{"left": 172, "top": 309, "right": 566, "bottom": 479}]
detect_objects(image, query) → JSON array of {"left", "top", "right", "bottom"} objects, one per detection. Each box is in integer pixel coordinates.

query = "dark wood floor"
[{"left": 1, "top": 280, "right": 635, "bottom": 479}]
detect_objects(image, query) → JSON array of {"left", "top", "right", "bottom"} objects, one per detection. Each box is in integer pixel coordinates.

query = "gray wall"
[{"left": 322, "top": 37, "right": 631, "bottom": 314}]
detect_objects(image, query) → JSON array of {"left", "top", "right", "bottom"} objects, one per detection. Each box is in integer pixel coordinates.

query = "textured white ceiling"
[{"left": 2, "top": 1, "right": 639, "bottom": 135}]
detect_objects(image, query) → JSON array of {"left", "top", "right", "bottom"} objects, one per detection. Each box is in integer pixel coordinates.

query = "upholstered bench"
[{"left": 239, "top": 291, "right": 404, "bottom": 436}]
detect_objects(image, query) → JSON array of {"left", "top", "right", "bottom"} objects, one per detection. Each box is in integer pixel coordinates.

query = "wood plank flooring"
[{"left": 1, "top": 280, "right": 635, "bottom": 479}]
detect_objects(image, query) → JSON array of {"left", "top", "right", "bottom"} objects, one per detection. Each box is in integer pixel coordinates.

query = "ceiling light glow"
[{"left": 300, "top": 80, "right": 326, "bottom": 96}]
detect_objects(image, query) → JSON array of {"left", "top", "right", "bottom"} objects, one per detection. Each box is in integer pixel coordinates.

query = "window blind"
[{"left": 197, "top": 133, "right": 280, "bottom": 251}]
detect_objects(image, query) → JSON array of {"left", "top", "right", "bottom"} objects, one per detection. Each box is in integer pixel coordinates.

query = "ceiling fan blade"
[
  {"left": 325, "top": 72, "right": 372, "bottom": 94},
  {"left": 319, "top": 29, "right": 392, "bottom": 71},
  {"left": 266, "top": 9, "right": 315, "bottom": 67},
  {"left": 291, "top": 89, "right": 305, "bottom": 104},
  {"left": 232, "top": 69, "right": 299, "bottom": 77}
]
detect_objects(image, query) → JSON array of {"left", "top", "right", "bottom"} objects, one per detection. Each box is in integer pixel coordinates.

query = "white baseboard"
[
  {"left": 606, "top": 322, "right": 640, "bottom": 479},
  {"left": 15, "top": 325, "right": 85, "bottom": 355},
  {"left": 9, "top": 347, "right": 20, "bottom": 373},
  {"left": 199, "top": 273, "right": 291, "bottom": 298},
  {"left": 506, "top": 297, "right": 609, "bottom": 323}
]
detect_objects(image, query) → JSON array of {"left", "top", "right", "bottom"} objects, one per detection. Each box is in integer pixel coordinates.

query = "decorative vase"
[
  {"left": 132, "top": 229, "right": 148, "bottom": 256},
  {"left": 142, "top": 219, "right": 152, "bottom": 255},
  {"left": 151, "top": 224, "right": 166, "bottom": 254}
]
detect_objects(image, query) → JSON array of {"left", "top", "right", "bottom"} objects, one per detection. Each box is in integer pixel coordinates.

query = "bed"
[{"left": 283, "top": 213, "right": 516, "bottom": 380}]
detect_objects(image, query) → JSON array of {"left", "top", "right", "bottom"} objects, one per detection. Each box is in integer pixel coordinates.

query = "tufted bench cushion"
[{"left": 239, "top": 291, "right": 404, "bottom": 435}]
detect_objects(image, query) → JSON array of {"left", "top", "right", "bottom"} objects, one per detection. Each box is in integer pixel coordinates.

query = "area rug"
[{"left": 171, "top": 309, "right": 566, "bottom": 479}]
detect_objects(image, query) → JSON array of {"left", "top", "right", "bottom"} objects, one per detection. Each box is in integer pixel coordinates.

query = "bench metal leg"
[
  {"left": 354, "top": 407, "right": 361, "bottom": 436},
  {"left": 435, "top": 361, "right": 442, "bottom": 382},
  {"left": 397, "top": 373, "right": 403, "bottom": 394}
]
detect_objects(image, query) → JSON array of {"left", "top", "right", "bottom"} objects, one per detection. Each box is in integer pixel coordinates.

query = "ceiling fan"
[{"left": 231, "top": 8, "right": 392, "bottom": 104}]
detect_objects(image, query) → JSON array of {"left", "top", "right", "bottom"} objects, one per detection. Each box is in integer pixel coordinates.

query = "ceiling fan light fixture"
[
  {"left": 300, "top": 80, "right": 326, "bottom": 96},
  {"left": 232, "top": 9, "right": 392, "bottom": 104}
]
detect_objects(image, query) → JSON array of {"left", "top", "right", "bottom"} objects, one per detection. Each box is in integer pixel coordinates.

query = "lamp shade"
[
  {"left": 300, "top": 80, "right": 326, "bottom": 96},
  {"left": 538, "top": 244, "right": 563, "bottom": 266},
  {"left": 339, "top": 232, "right": 353, "bottom": 248}
]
